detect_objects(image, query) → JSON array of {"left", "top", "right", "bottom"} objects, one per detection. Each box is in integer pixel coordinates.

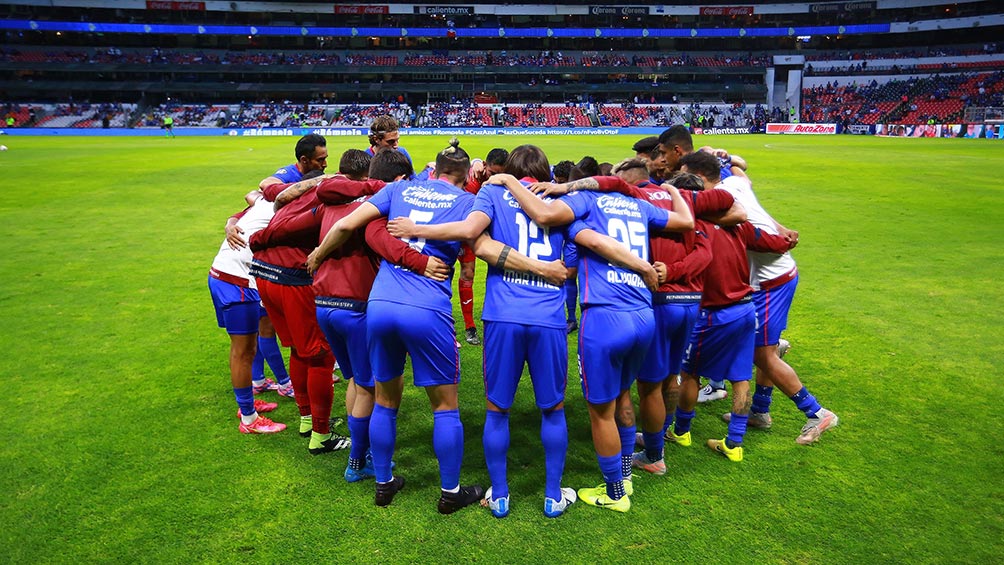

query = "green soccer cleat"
[
  {"left": 707, "top": 438, "right": 743, "bottom": 462},
  {"left": 577, "top": 484, "right": 630, "bottom": 513}
]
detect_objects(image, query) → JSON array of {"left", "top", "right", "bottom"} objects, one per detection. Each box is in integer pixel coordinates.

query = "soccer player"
[
  {"left": 494, "top": 169, "right": 693, "bottom": 513},
  {"left": 714, "top": 163, "right": 840, "bottom": 445},
  {"left": 306, "top": 139, "right": 523, "bottom": 514},
  {"left": 535, "top": 160, "right": 742, "bottom": 475},
  {"left": 259, "top": 133, "right": 328, "bottom": 190},
  {"left": 249, "top": 168, "right": 347, "bottom": 455},
  {"left": 209, "top": 194, "right": 284, "bottom": 434},
  {"left": 456, "top": 148, "right": 510, "bottom": 346},
  {"left": 387, "top": 145, "right": 588, "bottom": 518},
  {"left": 671, "top": 151, "right": 796, "bottom": 462}
]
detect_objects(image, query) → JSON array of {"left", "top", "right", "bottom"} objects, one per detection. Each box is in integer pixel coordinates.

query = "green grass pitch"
[{"left": 1, "top": 133, "right": 1002, "bottom": 563}]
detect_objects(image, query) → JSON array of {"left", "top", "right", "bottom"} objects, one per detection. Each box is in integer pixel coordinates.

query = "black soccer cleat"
[
  {"left": 375, "top": 476, "right": 406, "bottom": 507},
  {"left": 437, "top": 484, "right": 485, "bottom": 514}
]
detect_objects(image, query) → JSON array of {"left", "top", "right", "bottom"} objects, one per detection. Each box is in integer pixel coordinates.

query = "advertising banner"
[
  {"left": 146, "top": 1, "right": 205, "bottom": 10},
  {"left": 334, "top": 5, "right": 389, "bottom": 15},
  {"left": 415, "top": 6, "right": 474, "bottom": 16},
  {"left": 699, "top": 6, "right": 754, "bottom": 16},
  {"left": 766, "top": 123, "right": 837, "bottom": 134}
]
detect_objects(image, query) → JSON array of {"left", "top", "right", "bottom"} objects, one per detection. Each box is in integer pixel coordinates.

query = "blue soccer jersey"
[
  {"left": 562, "top": 191, "right": 670, "bottom": 311},
  {"left": 271, "top": 163, "right": 303, "bottom": 184},
  {"left": 473, "top": 182, "right": 567, "bottom": 329},
  {"left": 367, "top": 178, "right": 475, "bottom": 314}
]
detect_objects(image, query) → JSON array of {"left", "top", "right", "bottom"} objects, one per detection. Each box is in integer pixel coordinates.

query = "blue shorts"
[
  {"left": 578, "top": 307, "right": 655, "bottom": 404},
  {"left": 754, "top": 275, "right": 798, "bottom": 348},
  {"left": 208, "top": 275, "right": 260, "bottom": 335},
  {"left": 483, "top": 321, "right": 567, "bottom": 410},
  {"left": 682, "top": 301, "right": 755, "bottom": 382},
  {"left": 639, "top": 301, "right": 699, "bottom": 382},
  {"left": 316, "top": 304, "right": 373, "bottom": 388},
  {"left": 366, "top": 300, "right": 459, "bottom": 387}
]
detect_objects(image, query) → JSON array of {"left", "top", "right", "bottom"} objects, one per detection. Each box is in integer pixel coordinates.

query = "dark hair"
[
  {"left": 295, "top": 133, "right": 326, "bottom": 161},
  {"left": 339, "top": 149, "right": 371, "bottom": 181},
  {"left": 599, "top": 162, "right": 613, "bottom": 176},
  {"left": 613, "top": 158, "right": 649, "bottom": 174},
  {"left": 434, "top": 137, "right": 471, "bottom": 178},
  {"left": 368, "top": 115, "right": 399, "bottom": 146},
  {"left": 485, "top": 148, "right": 510, "bottom": 167},
  {"left": 678, "top": 151, "right": 720, "bottom": 184},
  {"left": 632, "top": 136, "right": 659, "bottom": 154},
  {"left": 658, "top": 125, "right": 694, "bottom": 153},
  {"left": 575, "top": 156, "right": 600, "bottom": 177},
  {"left": 552, "top": 160, "right": 574, "bottom": 182},
  {"left": 504, "top": 144, "right": 550, "bottom": 182},
  {"left": 302, "top": 169, "right": 326, "bottom": 181},
  {"left": 369, "top": 148, "right": 414, "bottom": 182},
  {"left": 665, "top": 171, "right": 705, "bottom": 191}
]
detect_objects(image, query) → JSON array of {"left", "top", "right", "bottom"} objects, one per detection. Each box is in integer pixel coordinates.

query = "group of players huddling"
[{"left": 207, "top": 115, "right": 839, "bottom": 517}]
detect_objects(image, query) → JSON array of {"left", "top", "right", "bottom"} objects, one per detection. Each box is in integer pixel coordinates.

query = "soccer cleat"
[
  {"left": 634, "top": 431, "right": 645, "bottom": 448},
  {"left": 276, "top": 382, "right": 295, "bottom": 398},
  {"left": 632, "top": 451, "right": 667, "bottom": 475},
  {"left": 438, "top": 485, "right": 485, "bottom": 515},
  {"left": 543, "top": 487, "right": 577, "bottom": 518},
  {"left": 239, "top": 415, "right": 286, "bottom": 434},
  {"left": 566, "top": 320, "right": 578, "bottom": 334},
  {"left": 375, "top": 476, "right": 405, "bottom": 507},
  {"left": 235, "top": 399, "right": 277, "bottom": 419},
  {"left": 331, "top": 362, "right": 342, "bottom": 384},
  {"left": 777, "top": 338, "right": 791, "bottom": 359},
  {"left": 796, "top": 408, "right": 839, "bottom": 445},
  {"left": 252, "top": 378, "right": 279, "bottom": 395},
  {"left": 308, "top": 432, "right": 352, "bottom": 455},
  {"left": 483, "top": 487, "right": 510, "bottom": 518},
  {"left": 722, "top": 411, "right": 773, "bottom": 429},
  {"left": 623, "top": 477, "right": 634, "bottom": 497},
  {"left": 577, "top": 484, "right": 630, "bottom": 513},
  {"left": 707, "top": 438, "right": 743, "bottom": 462},
  {"left": 698, "top": 384, "right": 728, "bottom": 403},
  {"left": 344, "top": 460, "right": 376, "bottom": 483},
  {"left": 665, "top": 428, "right": 692, "bottom": 447},
  {"left": 464, "top": 327, "right": 481, "bottom": 346}
]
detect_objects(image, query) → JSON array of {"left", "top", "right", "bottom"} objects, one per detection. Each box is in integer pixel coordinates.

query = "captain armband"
[{"left": 495, "top": 245, "right": 512, "bottom": 271}]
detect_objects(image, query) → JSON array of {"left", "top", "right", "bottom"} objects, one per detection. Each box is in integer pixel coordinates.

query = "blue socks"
[
  {"left": 674, "top": 408, "right": 695, "bottom": 435},
  {"left": 752, "top": 384, "right": 774, "bottom": 414},
  {"left": 233, "top": 385, "right": 255, "bottom": 417},
  {"left": 727, "top": 413, "right": 749, "bottom": 446},
  {"left": 540, "top": 408, "right": 567, "bottom": 501},
  {"left": 597, "top": 453, "right": 624, "bottom": 500},
  {"left": 433, "top": 409, "right": 464, "bottom": 491},
  {"left": 709, "top": 379, "right": 725, "bottom": 390},
  {"left": 483, "top": 410, "right": 510, "bottom": 499},
  {"left": 643, "top": 430, "right": 665, "bottom": 462},
  {"left": 369, "top": 404, "right": 398, "bottom": 483},
  {"left": 347, "top": 415, "right": 371, "bottom": 466},
  {"left": 258, "top": 336, "right": 290, "bottom": 385},
  {"left": 564, "top": 279, "right": 578, "bottom": 323},
  {"left": 618, "top": 424, "right": 636, "bottom": 478},
  {"left": 790, "top": 386, "right": 822, "bottom": 419}
]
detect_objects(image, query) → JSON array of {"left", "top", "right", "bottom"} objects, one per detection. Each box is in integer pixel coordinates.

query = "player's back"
[
  {"left": 368, "top": 178, "right": 474, "bottom": 313},
  {"left": 476, "top": 182, "right": 566, "bottom": 329}
]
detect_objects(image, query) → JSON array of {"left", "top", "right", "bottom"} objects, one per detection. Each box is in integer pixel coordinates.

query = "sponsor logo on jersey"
[
  {"left": 402, "top": 186, "right": 460, "bottom": 209},
  {"left": 596, "top": 195, "right": 642, "bottom": 218}
]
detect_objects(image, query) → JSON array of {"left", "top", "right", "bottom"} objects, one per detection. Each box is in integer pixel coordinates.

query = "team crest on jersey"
[
  {"left": 596, "top": 195, "right": 642, "bottom": 218},
  {"left": 402, "top": 186, "right": 460, "bottom": 209}
]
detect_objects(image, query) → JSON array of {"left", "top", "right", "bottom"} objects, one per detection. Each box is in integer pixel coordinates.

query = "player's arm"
[
  {"left": 662, "top": 228, "right": 713, "bottom": 283},
  {"left": 653, "top": 184, "right": 694, "bottom": 232},
  {"left": 741, "top": 223, "right": 798, "bottom": 254},
  {"left": 692, "top": 188, "right": 747, "bottom": 226},
  {"left": 273, "top": 174, "right": 336, "bottom": 210},
  {"left": 485, "top": 173, "right": 575, "bottom": 227},
  {"left": 573, "top": 228, "right": 659, "bottom": 291},
  {"left": 364, "top": 218, "right": 448, "bottom": 282},
  {"left": 249, "top": 208, "right": 321, "bottom": 252},
  {"left": 471, "top": 233, "right": 567, "bottom": 287},
  {"left": 530, "top": 176, "right": 644, "bottom": 199},
  {"left": 224, "top": 206, "right": 252, "bottom": 250},
  {"left": 244, "top": 189, "right": 263, "bottom": 206},
  {"left": 259, "top": 176, "right": 284, "bottom": 191},
  {"left": 386, "top": 211, "right": 491, "bottom": 242},
  {"left": 316, "top": 177, "right": 387, "bottom": 205},
  {"left": 307, "top": 202, "right": 382, "bottom": 273}
]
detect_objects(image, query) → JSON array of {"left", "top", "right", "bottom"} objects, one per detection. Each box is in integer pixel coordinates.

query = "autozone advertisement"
[{"left": 766, "top": 123, "right": 837, "bottom": 134}]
